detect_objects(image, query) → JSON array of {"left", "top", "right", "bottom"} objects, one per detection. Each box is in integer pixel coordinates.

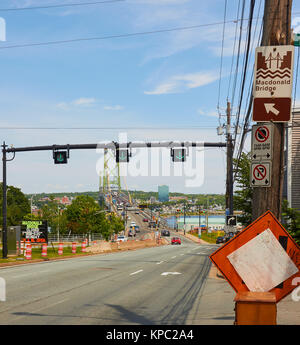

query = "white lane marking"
[
  {"left": 171, "top": 256, "right": 177, "bottom": 259},
  {"left": 161, "top": 272, "right": 182, "bottom": 276},
  {"left": 130, "top": 270, "right": 143, "bottom": 276},
  {"left": 156, "top": 261, "right": 164, "bottom": 265},
  {"left": 180, "top": 254, "right": 184, "bottom": 256}
]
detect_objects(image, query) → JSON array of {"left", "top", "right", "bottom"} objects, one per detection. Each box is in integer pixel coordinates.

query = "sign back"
[{"left": 209, "top": 211, "right": 300, "bottom": 302}]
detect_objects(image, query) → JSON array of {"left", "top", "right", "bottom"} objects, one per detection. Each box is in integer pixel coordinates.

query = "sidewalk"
[{"left": 179, "top": 230, "right": 300, "bottom": 325}]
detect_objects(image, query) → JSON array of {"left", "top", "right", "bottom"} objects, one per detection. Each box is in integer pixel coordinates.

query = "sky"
[{"left": 0, "top": 0, "right": 300, "bottom": 195}]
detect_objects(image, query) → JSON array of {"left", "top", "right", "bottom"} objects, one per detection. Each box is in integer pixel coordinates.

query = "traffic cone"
[
  {"left": 81, "top": 241, "right": 86, "bottom": 253},
  {"left": 26, "top": 243, "right": 32, "bottom": 260},
  {"left": 72, "top": 242, "right": 76, "bottom": 254},
  {"left": 58, "top": 243, "right": 63, "bottom": 255},
  {"left": 42, "top": 243, "right": 47, "bottom": 258}
]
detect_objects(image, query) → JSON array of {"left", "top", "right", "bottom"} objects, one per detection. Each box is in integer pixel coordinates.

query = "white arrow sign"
[{"left": 264, "top": 103, "right": 280, "bottom": 116}]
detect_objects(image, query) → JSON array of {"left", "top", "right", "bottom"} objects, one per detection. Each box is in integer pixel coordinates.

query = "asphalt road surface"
[{"left": 0, "top": 236, "right": 218, "bottom": 325}]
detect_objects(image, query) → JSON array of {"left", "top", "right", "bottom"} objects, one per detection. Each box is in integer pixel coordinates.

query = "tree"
[
  {"left": 65, "top": 195, "right": 124, "bottom": 239},
  {"left": 233, "top": 152, "right": 253, "bottom": 226},
  {"left": 281, "top": 199, "right": 300, "bottom": 245},
  {"left": 0, "top": 183, "right": 30, "bottom": 226}
]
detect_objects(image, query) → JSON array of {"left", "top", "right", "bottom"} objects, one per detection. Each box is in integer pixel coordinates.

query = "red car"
[
  {"left": 143, "top": 218, "right": 149, "bottom": 222},
  {"left": 171, "top": 237, "right": 181, "bottom": 245}
]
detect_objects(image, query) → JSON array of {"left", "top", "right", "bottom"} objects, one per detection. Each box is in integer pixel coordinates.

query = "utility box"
[
  {"left": 7, "top": 226, "right": 21, "bottom": 256},
  {"left": 234, "top": 291, "right": 277, "bottom": 325}
]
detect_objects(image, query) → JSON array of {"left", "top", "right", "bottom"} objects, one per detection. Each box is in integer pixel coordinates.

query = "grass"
[{"left": 191, "top": 231, "right": 224, "bottom": 244}]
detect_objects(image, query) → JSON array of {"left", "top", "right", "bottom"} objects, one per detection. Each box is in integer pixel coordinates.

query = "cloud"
[
  {"left": 103, "top": 105, "right": 124, "bottom": 111},
  {"left": 144, "top": 71, "right": 218, "bottom": 95},
  {"left": 72, "top": 97, "right": 96, "bottom": 106},
  {"left": 56, "top": 97, "right": 97, "bottom": 110}
]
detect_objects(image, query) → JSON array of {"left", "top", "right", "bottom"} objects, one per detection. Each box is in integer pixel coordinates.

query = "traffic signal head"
[
  {"left": 171, "top": 148, "right": 186, "bottom": 162},
  {"left": 54, "top": 151, "right": 68, "bottom": 164},
  {"left": 116, "top": 149, "right": 129, "bottom": 163}
]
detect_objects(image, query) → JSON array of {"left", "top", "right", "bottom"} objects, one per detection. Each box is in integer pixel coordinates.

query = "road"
[{"left": 0, "top": 236, "right": 218, "bottom": 325}]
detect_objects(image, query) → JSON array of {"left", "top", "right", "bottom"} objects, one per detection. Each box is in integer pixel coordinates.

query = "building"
[
  {"left": 158, "top": 185, "right": 169, "bottom": 202},
  {"left": 286, "top": 108, "right": 300, "bottom": 210}
]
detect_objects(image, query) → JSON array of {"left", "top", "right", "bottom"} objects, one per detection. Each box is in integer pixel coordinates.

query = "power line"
[
  {"left": 0, "top": 22, "right": 244, "bottom": 50},
  {"left": 217, "top": 0, "right": 228, "bottom": 116},
  {"left": 0, "top": 126, "right": 220, "bottom": 130},
  {"left": 0, "top": 9, "right": 299, "bottom": 50},
  {"left": 0, "top": 0, "right": 125, "bottom": 12},
  {"left": 233, "top": 0, "right": 255, "bottom": 151}
]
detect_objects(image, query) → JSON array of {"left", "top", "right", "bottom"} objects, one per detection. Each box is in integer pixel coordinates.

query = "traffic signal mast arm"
[{"left": 4, "top": 141, "right": 226, "bottom": 154}]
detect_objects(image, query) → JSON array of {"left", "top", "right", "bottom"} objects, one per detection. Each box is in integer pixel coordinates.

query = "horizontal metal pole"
[{"left": 5, "top": 141, "right": 226, "bottom": 153}]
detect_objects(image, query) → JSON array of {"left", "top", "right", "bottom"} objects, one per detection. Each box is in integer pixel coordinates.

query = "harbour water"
[{"left": 166, "top": 215, "right": 225, "bottom": 230}]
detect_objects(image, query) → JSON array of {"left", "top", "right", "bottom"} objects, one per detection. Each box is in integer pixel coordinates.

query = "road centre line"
[{"left": 130, "top": 270, "right": 143, "bottom": 276}]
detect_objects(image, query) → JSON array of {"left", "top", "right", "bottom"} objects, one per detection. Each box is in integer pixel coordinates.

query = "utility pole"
[
  {"left": 226, "top": 101, "right": 234, "bottom": 216},
  {"left": 252, "top": 0, "right": 292, "bottom": 221},
  {"left": 2, "top": 142, "right": 7, "bottom": 259}
]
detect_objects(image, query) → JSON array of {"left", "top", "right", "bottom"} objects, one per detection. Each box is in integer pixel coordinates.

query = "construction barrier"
[
  {"left": 25, "top": 243, "right": 32, "bottom": 260},
  {"left": 20, "top": 241, "right": 24, "bottom": 255},
  {"left": 81, "top": 241, "right": 86, "bottom": 253},
  {"left": 72, "top": 242, "right": 76, "bottom": 254},
  {"left": 42, "top": 243, "right": 47, "bottom": 258},
  {"left": 58, "top": 243, "right": 63, "bottom": 255}
]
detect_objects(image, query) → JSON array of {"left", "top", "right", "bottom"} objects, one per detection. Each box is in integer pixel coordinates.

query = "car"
[
  {"left": 117, "top": 236, "right": 127, "bottom": 242},
  {"left": 135, "top": 225, "right": 140, "bottom": 233},
  {"left": 161, "top": 229, "right": 170, "bottom": 236},
  {"left": 171, "top": 237, "right": 181, "bottom": 245},
  {"left": 224, "top": 234, "right": 234, "bottom": 243},
  {"left": 143, "top": 218, "right": 149, "bottom": 222},
  {"left": 130, "top": 222, "right": 136, "bottom": 226},
  {"left": 128, "top": 230, "right": 136, "bottom": 237},
  {"left": 216, "top": 236, "right": 225, "bottom": 244}
]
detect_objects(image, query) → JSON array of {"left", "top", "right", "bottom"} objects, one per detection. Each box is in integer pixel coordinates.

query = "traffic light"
[
  {"left": 116, "top": 149, "right": 129, "bottom": 163},
  {"left": 171, "top": 148, "right": 186, "bottom": 162},
  {"left": 54, "top": 151, "right": 68, "bottom": 164}
]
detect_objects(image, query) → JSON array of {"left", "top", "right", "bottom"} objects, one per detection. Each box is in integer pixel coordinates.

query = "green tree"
[
  {"left": 233, "top": 152, "right": 253, "bottom": 226},
  {"left": 65, "top": 195, "right": 124, "bottom": 239},
  {"left": 281, "top": 199, "right": 300, "bottom": 245},
  {"left": 40, "top": 196, "right": 68, "bottom": 234},
  {"left": 0, "top": 183, "right": 30, "bottom": 226}
]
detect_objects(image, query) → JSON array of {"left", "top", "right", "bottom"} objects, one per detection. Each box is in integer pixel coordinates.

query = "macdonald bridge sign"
[{"left": 253, "top": 45, "right": 294, "bottom": 122}]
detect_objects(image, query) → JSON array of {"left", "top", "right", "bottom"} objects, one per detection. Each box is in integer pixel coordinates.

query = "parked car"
[
  {"left": 216, "top": 236, "right": 225, "bottom": 244},
  {"left": 161, "top": 229, "right": 170, "bottom": 236},
  {"left": 117, "top": 235, "right": 127, "bottom": 242},
  {"left": 143, "top": 218, "right": 149, "bottom": 222},
  {"left": 171, "top": 237, "right": 181, "bottom": 245},
  {"left": 135, "top": 225, "right": 140, "bottom": 233}
]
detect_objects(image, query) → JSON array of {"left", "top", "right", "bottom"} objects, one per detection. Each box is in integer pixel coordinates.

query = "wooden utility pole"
[
  {"left": 252, "top": 0, "right": 292, "bottom": 221},
  {"left": 226, "top": 101, "right": 234, "bottom": 215}
]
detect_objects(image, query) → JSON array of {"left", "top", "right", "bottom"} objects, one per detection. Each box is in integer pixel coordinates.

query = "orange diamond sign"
[{"left": 210, "top": 211, "right": 300, "bottom": 302}]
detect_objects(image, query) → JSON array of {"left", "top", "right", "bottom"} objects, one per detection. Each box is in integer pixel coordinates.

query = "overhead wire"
[
  {"left": 233, "top": 0, "right": 256, "bottom": 152},
  {"left": 217, "top": 0, "right": 228, "bottom": 119},
  {"left": 0, "top": 0, "right": 125, "bottom": 12},
  {"left": 227, "top": 0, "right": 241, "bottom": 102}
]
